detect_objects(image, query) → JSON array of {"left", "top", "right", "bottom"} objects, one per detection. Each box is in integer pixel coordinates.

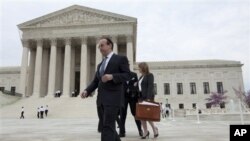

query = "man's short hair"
[{"left": 100, "top": 37, "right": 113, "bottom": 50}]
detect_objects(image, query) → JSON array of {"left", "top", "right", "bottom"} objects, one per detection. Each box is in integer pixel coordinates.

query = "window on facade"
[
  {"left": 217, "top": 82, "right": 223, "bottom": 93},
  {"left": 190, "top": 82, "right": 196, "bottom": 94},
  {"left": 154, "top": 83, "right": 157, "bottom": 95},
  {"left": 179, "top": 103, "right": 184, "bottom": 109},
  {"left": 206, "top": 103, "right": 211, "bottom": 109},
  {"left": 0, "top": 87, "right": 5, "bottom": 92},
  {"left": 177, "top": 83, "right": 183, "bottom": 94},
  {"left": 220, "top": 102, "right": 225, "bottom": 108},
  {"left": 192, "top": 103, "right": 196, "bottom": 109},
  {"left": 203, "top": 82, "right": 210, "bottom": 94},
  {"left": 10, "top": 86, "right": 16, "bottom": 93},
  {"left": 164, "top": 83, "right": 170, "bottom": 95}
]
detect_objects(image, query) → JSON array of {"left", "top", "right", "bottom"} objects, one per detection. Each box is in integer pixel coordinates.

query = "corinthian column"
[
  {"left": 70, "top": 42, "right": 75, "bottom": 95},
  {"left": 126, "top": 35, "right": 134, "bottom": 71},
  {"left": 47, "top": 38, "right": 57, "bottom": 97},
  {"left": 112, "top": 36, "right": 118, "bottom": 54},
  {"left": 80, "top": 37, "right": 88, "bottom": 93},
  {"left": 62, "top": 38, "right": 71, "bottom": 97},
  {"left": 19, "top": 40, "right": 29, "bottom": 96},
  {"left": 95, "top": 37, "right": 102, "bottom": 70},
  {"left": 27, "top": 48, "right": 36, "bottom": 97},
  {"left": 33, "top": 39, "right": 43, "bottom": 97}
]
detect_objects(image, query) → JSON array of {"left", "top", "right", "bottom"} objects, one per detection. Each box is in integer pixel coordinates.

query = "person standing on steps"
[
  {"left": 40, "top": 106, "right": 44, "bottom": 119},
  {"left": 20, "top": 106, "right": 24, "bottom": 119},
  {"left": 45, "top": 105, "right": 48, "bottom": 117},
  {"left": 37, "top": 107, "right": 40, "bottom": 119}
]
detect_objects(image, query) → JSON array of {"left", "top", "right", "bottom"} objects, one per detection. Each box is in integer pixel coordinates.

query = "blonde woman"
[{"left": 137, "top": 62, "right": 159, "bottom": 139}]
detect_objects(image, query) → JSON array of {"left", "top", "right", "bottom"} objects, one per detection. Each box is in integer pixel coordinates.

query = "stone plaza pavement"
[
  {"left": 1, "top": 117, "right": 249, "bottom": 141},
  {"left": 1, "top": 97, "right": 249, "bottom": 141}
]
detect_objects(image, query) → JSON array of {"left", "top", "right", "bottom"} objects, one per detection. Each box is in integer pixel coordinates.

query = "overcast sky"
[{"left": 0, "top": 0, "right": 249, "bottom": 90}]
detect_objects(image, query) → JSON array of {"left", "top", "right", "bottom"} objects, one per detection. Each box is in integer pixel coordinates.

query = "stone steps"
[{"left": 0, "top": 96, "right": 97, "bottom": 119}]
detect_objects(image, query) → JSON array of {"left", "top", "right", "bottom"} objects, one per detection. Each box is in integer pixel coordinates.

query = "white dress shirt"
[
  {"left": 138, "top": 76, "right": 144, "bottom": 92},
  {"left": 103, "top": 51, "right": 114, "bottom": 70}
]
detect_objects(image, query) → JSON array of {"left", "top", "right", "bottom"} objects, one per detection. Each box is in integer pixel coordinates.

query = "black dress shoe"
[{"left": 119, "top": 133, "right": 125, "bottom": 137}]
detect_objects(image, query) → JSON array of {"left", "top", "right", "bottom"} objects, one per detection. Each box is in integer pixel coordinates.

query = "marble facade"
[{"left": 17, "top": 5, "right": 136, "bottom": 97}]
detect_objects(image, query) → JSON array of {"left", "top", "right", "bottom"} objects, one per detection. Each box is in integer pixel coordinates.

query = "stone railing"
[
  {"left": 186, "top": 107, "right": 250, "bottom": 116},
  {"left": 186, "top": 108, "right": 227, "bottom": 115}
]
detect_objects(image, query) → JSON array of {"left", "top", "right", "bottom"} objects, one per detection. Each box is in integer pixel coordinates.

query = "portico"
[{"left": 18, "top": 5, "right": 137, "bottom": 97}]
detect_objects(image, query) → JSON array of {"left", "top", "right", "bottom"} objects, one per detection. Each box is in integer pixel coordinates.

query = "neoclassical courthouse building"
[{"left": 0, "top": 5, "right": 245, "bottom": 109}]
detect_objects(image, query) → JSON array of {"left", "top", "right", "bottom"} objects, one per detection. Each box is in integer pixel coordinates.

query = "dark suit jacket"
[
  {"left": 123, "top": 72, "right": 139, "bottom": 98},
  {"left": 139, "top": 73, "right": 155, "bottom": 101},
  {"left": 85, "top": 54, "right": 130, "bottom": 107}
]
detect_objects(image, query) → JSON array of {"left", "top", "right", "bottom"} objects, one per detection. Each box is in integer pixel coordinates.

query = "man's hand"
[
  {"left": 81, "top": 90, "right": 88, "bottom": 99},
  {"left": 101, "top": 74, "right": 113, "bottom": 83}
]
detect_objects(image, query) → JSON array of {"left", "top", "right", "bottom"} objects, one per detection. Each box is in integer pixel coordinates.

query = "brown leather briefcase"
[{"left": 135, "top": 101, "right": 161, "bottom": 122}]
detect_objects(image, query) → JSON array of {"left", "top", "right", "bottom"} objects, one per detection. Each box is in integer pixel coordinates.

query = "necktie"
[{"left": 99, "top": 57, "right": 107, "bottom": 76}]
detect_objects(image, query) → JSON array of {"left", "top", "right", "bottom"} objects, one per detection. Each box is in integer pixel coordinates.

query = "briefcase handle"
[{"left": 139, "top": 100, "right": 160, "bottom": 105}]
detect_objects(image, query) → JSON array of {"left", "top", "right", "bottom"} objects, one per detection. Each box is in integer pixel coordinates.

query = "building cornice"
[
  {"left": 134, "top": 60, "right": 243, "bottom": 70},
  {"left": 0, "top": 67, "right": 20, "bottom": 74}
]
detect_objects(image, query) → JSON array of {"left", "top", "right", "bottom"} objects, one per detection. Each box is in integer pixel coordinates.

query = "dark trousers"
[
  {"left": 40, "top": 111, "right": 44, "bottom": 119},
  {"left": 98, "top": 105, "right": 121, "bottom": 133},
  {"left": 97, "top": 106, "right": 103, "bottom": 132},
  {"left": 101, "top": 105, "right": 120, "bottom": 141},
  {"left": 116, "top": 111, "right": 121, "bottom": 128},
  {"left": 45, "top": 110, "right": 48, "bottom": 117},
  {"left": 120, "top": 96, "right": 142, "bottom": 134},
  {"left": 20, "top": 112, "right": 24, "bottom": 119}
]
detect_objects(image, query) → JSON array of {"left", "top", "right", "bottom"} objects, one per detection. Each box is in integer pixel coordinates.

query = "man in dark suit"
[
  {"left": 119, "top": 71, "right": 143, "bottom": 137},
  {"left": 81, "top": 37, "right": 130, "bottom": 141}
]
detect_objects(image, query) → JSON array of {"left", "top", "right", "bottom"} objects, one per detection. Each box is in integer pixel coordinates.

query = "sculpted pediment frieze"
[{"left": 19, "top": 9, "right": 132, "bottom": 27}]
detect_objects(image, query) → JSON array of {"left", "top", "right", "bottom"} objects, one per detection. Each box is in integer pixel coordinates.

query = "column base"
[
  {"left": 31, "top": 92, "right": 42, "bottom": 98},
  {"left": 46, "top": 92, "right": 57, "bottom": 98},
  {"left": 60, "top": 93, "right": 71, "bottom": 98}
]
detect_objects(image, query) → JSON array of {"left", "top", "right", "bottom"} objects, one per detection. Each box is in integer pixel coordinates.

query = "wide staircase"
[{"left": 0, "top": 94, "right": 98, "bottom": 119}]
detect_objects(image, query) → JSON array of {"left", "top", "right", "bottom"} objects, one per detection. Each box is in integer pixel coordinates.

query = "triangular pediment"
[{"left": 18, "top": 5, "right": 136, "bottom": 28}]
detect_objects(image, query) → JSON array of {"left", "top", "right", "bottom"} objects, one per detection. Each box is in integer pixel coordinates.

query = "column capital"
[
  {"left": 36, "top": 39, "right": 43, "bottom": 46},
  {"left": 81, "top": 37, "right": 88, "bottom": 44},
  {"left": 50, "top": 38, "right": 57, "bottom": 46},
  {"left": 126, "top": 35, "right": 133, "bottom": 42},
  {"left": 95, "top": 36, "right": 101, "bottom": 44},
  {"left": 21, "top": 39, "right": 29, "bottom": 47},
  {"left": 64, "top": 38, "right": 71, "bottom": 46},
  {"left": 111, "top": 36, "right": 117, "bottom": 43}
]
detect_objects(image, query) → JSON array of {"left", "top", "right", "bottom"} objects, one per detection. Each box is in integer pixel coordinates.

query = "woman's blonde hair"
[{"left": 138, "top": 62, "right": 149, "bottom": 74}]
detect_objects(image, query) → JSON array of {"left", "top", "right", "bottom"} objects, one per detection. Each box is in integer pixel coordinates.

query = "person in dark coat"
[
  {"left": 137, "top": 62, "right": 159, "bottom": 139},
  {"left": 119, "top": 71, "right": 143, "bottom": 137},
  {"left": 81, "top": 37, "right": 130, "bottom": 141}
]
